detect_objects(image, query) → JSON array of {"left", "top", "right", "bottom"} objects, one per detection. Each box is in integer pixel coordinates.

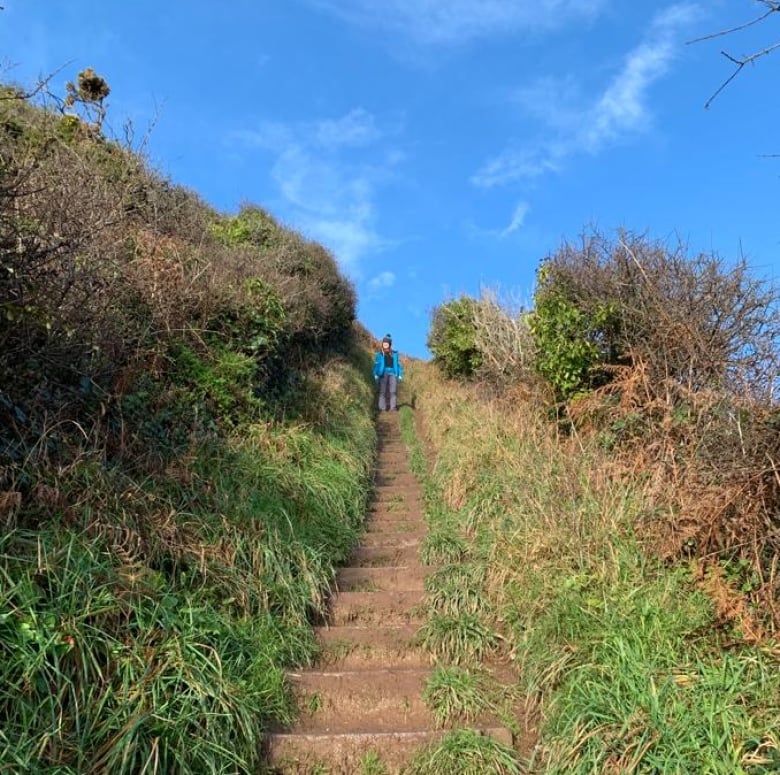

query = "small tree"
[{"left": 64, "top": 67, "right": 110, "bottom": 130}]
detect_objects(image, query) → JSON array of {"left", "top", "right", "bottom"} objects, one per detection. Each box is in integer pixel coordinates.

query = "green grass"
[
  {"left": 532, "top": 562, "right": 780, "bottom": 774},
  {"left": 360, "top": 750, "right": 390, "bottom": 774},
  {"left": 418, "top": 613, "right": 501, "bottom": 665},
  {"left": 404, "top": 729, "right": 523, "bottom": 775},
  {"left": 404, "top": 361, "right": 780, "bottom": 773},
  {"left": 422, "top": 666, "right": 500, "bottom": 727},
  {"left": 0, "top": 354, "right": 376, "bottom": 774},
  {"left": 398, "top": 405, "right": 427, "bottom": 477},
  {"left": 420, "top": 529, "right": 468, "bottom": 565},
  {"left": 425, "top": 563, "right": 492, "bottom": 617}
]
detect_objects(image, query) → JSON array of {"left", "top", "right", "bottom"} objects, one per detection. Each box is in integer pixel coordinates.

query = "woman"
[{"left": 372, "top": 335, "right": 403, "bottom": 411}]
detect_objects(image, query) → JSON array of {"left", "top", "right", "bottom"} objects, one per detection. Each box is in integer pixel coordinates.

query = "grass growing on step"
[
  {"left": 404, "top": 729, "right": 523, "bottom": 775},
  {"left": 418, "top": 613, "right": 501, "bottom": 665},
  {"left": 422, "top": 666, "right": 500, "bottom": 726},
  {"left": 360, "top": 750, "right": 390, "bottom": 775},
  {"left": 399, "top": 406, "right": 428, "bottom": 477},
  {"left": 425, "top": 563, "right": 492, "bottom": 617},
  {"left": 420, "top": 529, "right": 468, "bottom": 565}
]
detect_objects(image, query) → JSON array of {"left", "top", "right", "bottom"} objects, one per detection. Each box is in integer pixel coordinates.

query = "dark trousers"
[{"left": 377, "top": 374, "right": 398, "bottom": 411}]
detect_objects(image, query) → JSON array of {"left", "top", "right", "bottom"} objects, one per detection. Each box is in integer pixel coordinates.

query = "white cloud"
[
  {"left": 472, "top": 147, "right": 563, "bottom": 188},
  {"left": 368, "top": 271, "right": 397, "bottom": 290},
  {"left": 306, "top": 0, "right": 607, "bottom": 45},
  {"left": 315, "top": 108, "right": 379, "bottom": 148},
  {"left": 307, "top": 218, "right": 382, "bottom": 268},
  {"left": 501, "top": 201, "right": 530, "bottom": 236},
  {"left": 472, "top": 3, "right": 700, "bottom": 188},
  {"left": 230, "top": 108, "right": 395, "bottom": 272}
]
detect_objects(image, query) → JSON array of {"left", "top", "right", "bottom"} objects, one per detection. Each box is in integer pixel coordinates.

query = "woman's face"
[{"left": 382, "top": 341, "right": 391, "bottom": 351}]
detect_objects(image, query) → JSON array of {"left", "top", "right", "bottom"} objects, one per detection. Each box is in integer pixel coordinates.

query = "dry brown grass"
[{"left": 415, "top": 355, "right": 780, "bottom": 638}]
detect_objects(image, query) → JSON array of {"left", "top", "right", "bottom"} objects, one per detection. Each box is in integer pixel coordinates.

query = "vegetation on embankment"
[
  {"left": 428, "top": 231, "right": 780, "bottom": 634},
  {"left": 0, "top": 74, "right": 376, "bottom": 773},
  {"left": 417, "top": 229, "right": 780, "bottom": 771},
  {"left": 406, "top": 362, "right": 780, "bottom": 773}
]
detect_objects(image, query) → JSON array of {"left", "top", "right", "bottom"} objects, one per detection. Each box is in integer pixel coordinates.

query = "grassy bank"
[
  {"left": 1, "top": 351, "right": 376, "bottom": 774},
  {"left": 405, "top": 361, "right": 780, "bottom": 774}
]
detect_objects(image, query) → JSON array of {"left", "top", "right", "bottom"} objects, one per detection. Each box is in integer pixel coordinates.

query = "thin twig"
[
  {"left": 704, "top": 41, "right": 780, "bottom": 109},
  {"left": 686, "top": 5, "right": 778, "bottom": 45}
]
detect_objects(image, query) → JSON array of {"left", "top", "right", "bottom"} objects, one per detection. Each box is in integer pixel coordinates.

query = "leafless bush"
[{"left": 471, "top": 287, "right": 537, "bottom": 388}]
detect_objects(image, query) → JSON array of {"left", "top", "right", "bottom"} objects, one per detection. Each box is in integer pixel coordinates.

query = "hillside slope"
[{"left": 0, "top": 80, "right": 378, "bottom": 773}]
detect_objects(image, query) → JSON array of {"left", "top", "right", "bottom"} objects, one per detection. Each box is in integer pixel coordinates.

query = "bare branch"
[
  {"left": 703, "top": 40, "right": 780, "bottom": 109},
  {"left": 687, "top": 4, "right": 778, "bottom": 45},
  {"left": 690, "top": 2, "right": 780, "bottom": 109}
]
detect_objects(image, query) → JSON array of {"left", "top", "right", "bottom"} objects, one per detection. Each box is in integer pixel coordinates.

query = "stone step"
[
  {"left": 358, "top": 532, "right": 424, "bottom": 550},
  {"left": 363, "top": 520, "right": 425, "bottom": 535},
  {"left": 369, "top": 506, "right": 421, "bottom": 518},
  {"left": 336, "top": 565, "right": 427, "bottom": 592},
  {"left": 376, "top": 452, "right": 408, "bottom": 461},
  {"left": 286, "top": 667, "right": 434, "bottom": 732},
  {"left": 373, "top": 465, "right": 410, "bottom": 476},
  {"left": 374, "top": 474, "right": 419, "bottom": 488},
  {"left": 315, "top": 623, "right": 428, "bottom": 669},
  {"left": 329, "top": 590, "right": 425, "bottom": 626},
  {"left": 352, "top": 540, "right": 420, "bottom": 568},
  {"left": 265, "top": 726, "right": 514, "bottom": 775},
  {"left": 371, "top": 494, "right": 423, "bottom": 507}
]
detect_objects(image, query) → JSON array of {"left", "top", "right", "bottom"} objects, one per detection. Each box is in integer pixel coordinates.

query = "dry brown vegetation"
[{"left": 541, "top": 232, "right": 780, "bottom": 632}]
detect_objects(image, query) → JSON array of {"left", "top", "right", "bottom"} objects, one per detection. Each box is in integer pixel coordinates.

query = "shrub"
[
  {"left": 470, "top": 288, "right": 537, "bottom": 390},
  {"left": 528, "top": 266, "right": 616, "bottom": 401},
  {"left": 529, "top": 229, "right": 780, "bottom": 402},
  {"left": 428, "top": 296, "right": 483, "bottom": 379}
]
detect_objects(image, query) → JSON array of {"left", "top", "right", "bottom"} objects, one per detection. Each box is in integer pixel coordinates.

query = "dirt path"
[{"left": 264, "top": 412, "right": 515, "bottom": 773}]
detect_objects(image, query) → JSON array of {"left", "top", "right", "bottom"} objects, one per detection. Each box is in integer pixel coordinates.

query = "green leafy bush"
[
  {"left": 529, "top": 229, "right": 780, "bottom": 402},
  {"left": 427, "top": 296, "right": 483, "bottom": 379},
  {"left": 0, "top": 74, "right": 374, "bottom": 774},
  {"left": 529, "top": 262, "right": 616, "bottom": 400}
]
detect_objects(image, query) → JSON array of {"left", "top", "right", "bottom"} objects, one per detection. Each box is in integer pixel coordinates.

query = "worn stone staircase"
[{"left": 264, "top": 412, "right": 515, "bottom": 773}]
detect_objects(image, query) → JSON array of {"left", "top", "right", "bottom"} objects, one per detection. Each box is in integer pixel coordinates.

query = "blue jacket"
[{"left": 373, "top": 350, "right": 403, "bottom": 379}]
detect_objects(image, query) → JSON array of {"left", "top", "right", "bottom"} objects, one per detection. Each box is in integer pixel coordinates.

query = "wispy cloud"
[
  {"left": 315, "top": 108, "right": 380, "bottom": 148},
  {"left": 231, "top": 109, "right": 400, "bottom": 271},
  {"left": 472, "top": 3, "right": 701, "bottom": 188},
  {"left": 305, "top": 0, "right": 607, "bottom": 45},
  {"left": 368, "top": 271, "right": 396, "bottom": 290},
  {"left": 466, "top": 200, "right": 532, "bottom": 240},
  {"left": 501, "top": 201, "right": 530, "bottom": 236}
]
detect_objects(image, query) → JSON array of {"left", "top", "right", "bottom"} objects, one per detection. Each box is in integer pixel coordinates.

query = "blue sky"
[{"left": 2, "top": 1, "right": 779, "bottom": 358}]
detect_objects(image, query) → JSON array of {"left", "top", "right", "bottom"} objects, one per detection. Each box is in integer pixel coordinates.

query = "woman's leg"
[{"left": 387, "top": 374, "right": 398, "bottom": 411}]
